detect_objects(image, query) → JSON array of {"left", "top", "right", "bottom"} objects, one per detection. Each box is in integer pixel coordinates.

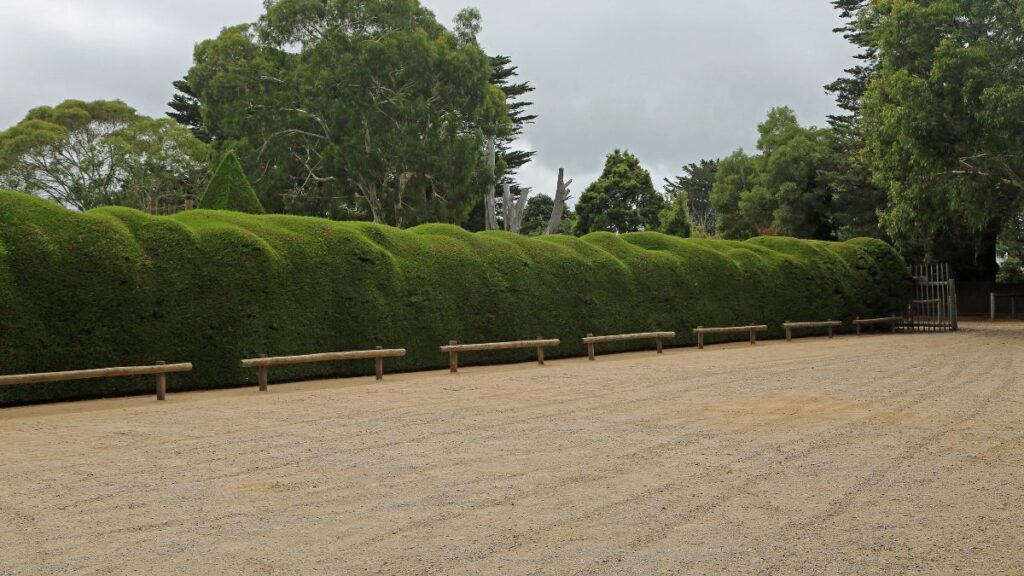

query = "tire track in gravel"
[{"left": 354, "top": 339, "right": 976, "bottom": 552}]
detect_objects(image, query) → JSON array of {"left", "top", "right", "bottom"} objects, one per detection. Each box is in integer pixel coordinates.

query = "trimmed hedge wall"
[{"left": 0, "top": 191, "right": 910, "bottom": 405}]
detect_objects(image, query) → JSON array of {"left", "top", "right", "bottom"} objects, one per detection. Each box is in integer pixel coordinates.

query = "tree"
[
  {"left": 520, "top": 194, "right": 573, "bottom": 236},
  {"left": 859, "top": 0, "right": 1024, "bottom": 279},
  {"left": 825, "top": 0, "right": 887, "bottom": 240},
  {"left": 574, "top": 150, "right": 664, "bottom": 234},
  {"left": 658, "top": 191, "right": 691, "bottom": 238},
  {"left": 664, "top": 159, "right": 718, "bottom": 236},
  {"left": 711, "top": 150, "right": 758, "bottom": 239},
  {"left": 476, "top": 52, "right": 538, "bottom": 232},
  {"left": 711, "top": 108, "right": 834, "bottom": 240},
  {"left": 0, "top": 99, "right": 209, "bottom": 211},
  {"left": 185, "top": 0, "right": 508, "bottom": 226},
  {"left": 167, "top": 77, "right": 210, "bottom": 143},
  {"left": 199, "top": 151, "right": 265, "bottom": 214}
]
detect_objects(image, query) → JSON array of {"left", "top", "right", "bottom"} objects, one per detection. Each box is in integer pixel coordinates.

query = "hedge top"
[
  {"left": 198, "top": 151, "right": 265, "bottom": 214},
  {"left": 0, "top": 190, "right": 910, "bottom": 405}
]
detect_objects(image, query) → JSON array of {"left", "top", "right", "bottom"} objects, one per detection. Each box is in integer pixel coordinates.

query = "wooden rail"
[
  {"left": 582, "top": 331, "right": 676, "bottom": 360},
  {"left": 0, "top": 362, "right": 193, "bottom": 401},
  {"left": 990, "top": 293, "right": 1024, "bottom": 321},
  {"left": 693, "top": 325, "right": 768, "bottom": 349},
  {"left": 440, "top": 338, "right": 559, "bottom": 373},
  {"left": 852, "top": 316, "right": 901, "bottom": 335},
  {"left": 783, "top": 320, "right": 843, "bottom": 341},
  {"left": 240, "top": 347, "right": 406, "bottom": 391}
]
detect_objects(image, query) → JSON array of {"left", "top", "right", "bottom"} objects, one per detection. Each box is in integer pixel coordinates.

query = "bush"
[
  {"left": 198, "top": 151, "right": 265, "bottom": 214},
  {"left": 0, "top": 191, "right": 910, "bottom": 404}
]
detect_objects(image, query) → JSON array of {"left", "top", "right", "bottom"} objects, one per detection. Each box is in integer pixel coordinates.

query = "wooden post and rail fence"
[
  {"left": 0, "top": 362, "right": 193, "bottom": 401},
  {"left": 990, "top": 292, "right": 1024, "bottom": 321},
  {"left": 0, "top": 313, "right": 926, "bottom": 401},
  {"left": 853, "top": 316, "right": 900, "bottom": 335},
  {"left": 693, "top": 325, "right": 768, "bottom": 349},
  {"left": 239, "top": 347, "right": 407, "bottom": 391},
  {"left": 783, "top": 320, "right": 842, "bottom": 342},
  {"left": 582, "top": 332, "right": 676, "bottom": 360},
  {"left": 440, "top": 338, "right": 559, "bottom": 373}
]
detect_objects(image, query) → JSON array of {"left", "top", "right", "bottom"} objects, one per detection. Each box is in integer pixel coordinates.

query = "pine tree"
[
  {"left": 166, "top": 77, "right": 210, "bottom": 143},
  {"left": 199, "top": 151, "right": 265, "bottom": 214}
]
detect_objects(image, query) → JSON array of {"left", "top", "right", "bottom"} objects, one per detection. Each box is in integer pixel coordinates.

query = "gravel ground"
[{"left": 1, "top": 322, "right": 1022, "bottom": 575}]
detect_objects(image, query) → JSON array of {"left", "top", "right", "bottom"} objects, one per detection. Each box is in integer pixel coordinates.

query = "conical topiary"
[{"left": 199, "top": 151, "right": 265, "bottom": 214}]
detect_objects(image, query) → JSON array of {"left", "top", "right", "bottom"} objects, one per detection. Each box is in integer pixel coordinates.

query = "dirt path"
[{"left": 1, "top": 322, "right": 1022, "bottom": 575}]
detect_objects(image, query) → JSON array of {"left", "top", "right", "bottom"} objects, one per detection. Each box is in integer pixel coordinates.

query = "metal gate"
[{"left": 905, "top": 263, "right": 958, "bottom": 332}]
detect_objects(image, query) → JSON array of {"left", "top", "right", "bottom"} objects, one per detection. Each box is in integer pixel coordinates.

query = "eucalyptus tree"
[
  {"left": 185, "top": 0, "right": 508, "bottom": 226},
  {"left": 0, "top": 99, "right": 208, "bottom": 211}
]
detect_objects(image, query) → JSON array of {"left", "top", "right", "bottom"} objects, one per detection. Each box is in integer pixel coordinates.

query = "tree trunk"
[
  {"left": 484, "top": 138, "right": 499, "bottom": 231},
  {"left": 545, "top": 168, "right": 573, "bottom": 235},
  {"left": 358, "top": 181, "right": 385, "bottom": 224}
]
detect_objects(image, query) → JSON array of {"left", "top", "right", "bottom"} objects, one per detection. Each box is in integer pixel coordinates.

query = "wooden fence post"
[
  {"left": 855, "top": 317, "right": 861, "bottom": 336},
  {"left": 155, "top": 361, "right": 166, "bottom": 401},
  {"left": 697, "top": 327, "right": 704, "bottom": 350},
  {"left": 537, "top": 337, "right": 545, "bottom": 365},
  {"left": 785, "top": 321, "right": 792, "bottom": 342},
  {"left": 449, "top": 341, "right": 458, "bottom": 373},
  {"left": 258, "top": 354, "right": 268, "bottom": 392},
  {"left": 375, "top": 346, "right": 384, "bottom": 381},
  {"left": 750, "top": 325, "right": 757, "bottom": 345},
  {"left": 991, "top": 292, "right": 996, "bottom": 321},
  {"left": 827, "top": 321, "right": 834, "bottom": 339},
  {"left": 656, "top": 336, "right": 663, "bottom": 354},
  {"left": 587, "top": 334, "right": 595, "bottom": 361}
]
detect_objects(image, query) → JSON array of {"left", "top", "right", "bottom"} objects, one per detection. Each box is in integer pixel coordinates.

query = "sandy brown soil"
[{"left": 1, "top": 322, "right": 1023, "bottom": 575}]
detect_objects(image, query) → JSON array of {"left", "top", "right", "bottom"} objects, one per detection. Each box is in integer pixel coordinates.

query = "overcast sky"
[{"left": 0, "top": 0, "right": 856, "bottom": 199}]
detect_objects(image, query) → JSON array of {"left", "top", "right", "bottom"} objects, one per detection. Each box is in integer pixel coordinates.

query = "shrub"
[
  {"left": 198, "top": 151, "right": 265, "bottom": 214},
  {"left": 0, "top": 191, "right": 910, "bottom": 404}
]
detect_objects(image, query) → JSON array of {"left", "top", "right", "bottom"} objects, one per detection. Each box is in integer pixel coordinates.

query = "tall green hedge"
[
  {"left": 0, "top": 191, "right": 909, "bottom": 405},
  {"left": 198, "top": 151, "right": 265, "bottom": 214}
]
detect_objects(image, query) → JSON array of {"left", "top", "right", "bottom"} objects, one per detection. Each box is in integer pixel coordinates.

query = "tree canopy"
[
  {"left": 0, "top": 99, "right": 208, "bottom": 211},
  {"left": 664, "top": 159, "right": 717, "bottom": 237},
  {"left": 185, "top": 0, "right": 509, "bottom": 227},
  {"left": 710, "top": 108, "right": 834, "bottom": 240},
  {"left": 575, "top": 150, "right": 664, "bottom": 234},
  {"left": 856, "top": 0, "right": 1024, "bottom": 278}
]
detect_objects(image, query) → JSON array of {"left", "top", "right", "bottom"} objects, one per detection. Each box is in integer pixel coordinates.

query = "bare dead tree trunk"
[
  {"left": 483, "top": 138, "right": 499, "bottom": 230},
  {"left": 511, "top": 183, "right": 529, "bottom": 233},
  {"left": 545, "top": 168, "right": 573, "bottom": 235}
]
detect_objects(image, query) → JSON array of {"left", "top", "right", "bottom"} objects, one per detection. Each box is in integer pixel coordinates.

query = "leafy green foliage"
[
  {"left": 996, "top": 257, "right": 1024, "bottom": 284},
  {"left": 858, "top": 0, "right": 1024, "bottom": 278},
  {"left": 199, "top": 152, "right": 265, "bottom": 214},
  {"left": 575, "top": 150, "right": 665, "bottom": 234},
  {"left": 664, "top": 160, "right": 717, "bottom": 237},
  {"left": 658, "top": 192, "right": 691, "bottom": 238},
  {"left": 520, "top": 194, "right": 573, "bottom": 236},
  {"left": 185, "top": 0, "right": 508, "bottom": 226},
  {"left": 166, "top": 77, "right": 209, "bottom": 143},
  {"left": 0, "top": 100, "right": 209, "bottom": 211},
  {"left": 0, "top": 190, "right": 910, "bottom": 405},
  {"left": 711, "top": 108, "right": 835, "bottom": 240}
]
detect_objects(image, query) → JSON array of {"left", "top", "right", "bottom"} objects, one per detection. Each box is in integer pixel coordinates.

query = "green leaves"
[
  {"left": 0, "top": 100, "right": 209, "bottom": 211},
  {"left": 711, "top": 108, "right": 834, "bottom": 240},
  {"left": 199, "top": 152, "right": 265, "bottom": 214},
  {"left": 575, "top": 150, "right": 665, "bottom": 235},
  {"left": 860, "top": 0, "right": 1024, "bottom": 276},
  {"left": 187, "top": 0, "right": 505, "bottom": 226}
]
